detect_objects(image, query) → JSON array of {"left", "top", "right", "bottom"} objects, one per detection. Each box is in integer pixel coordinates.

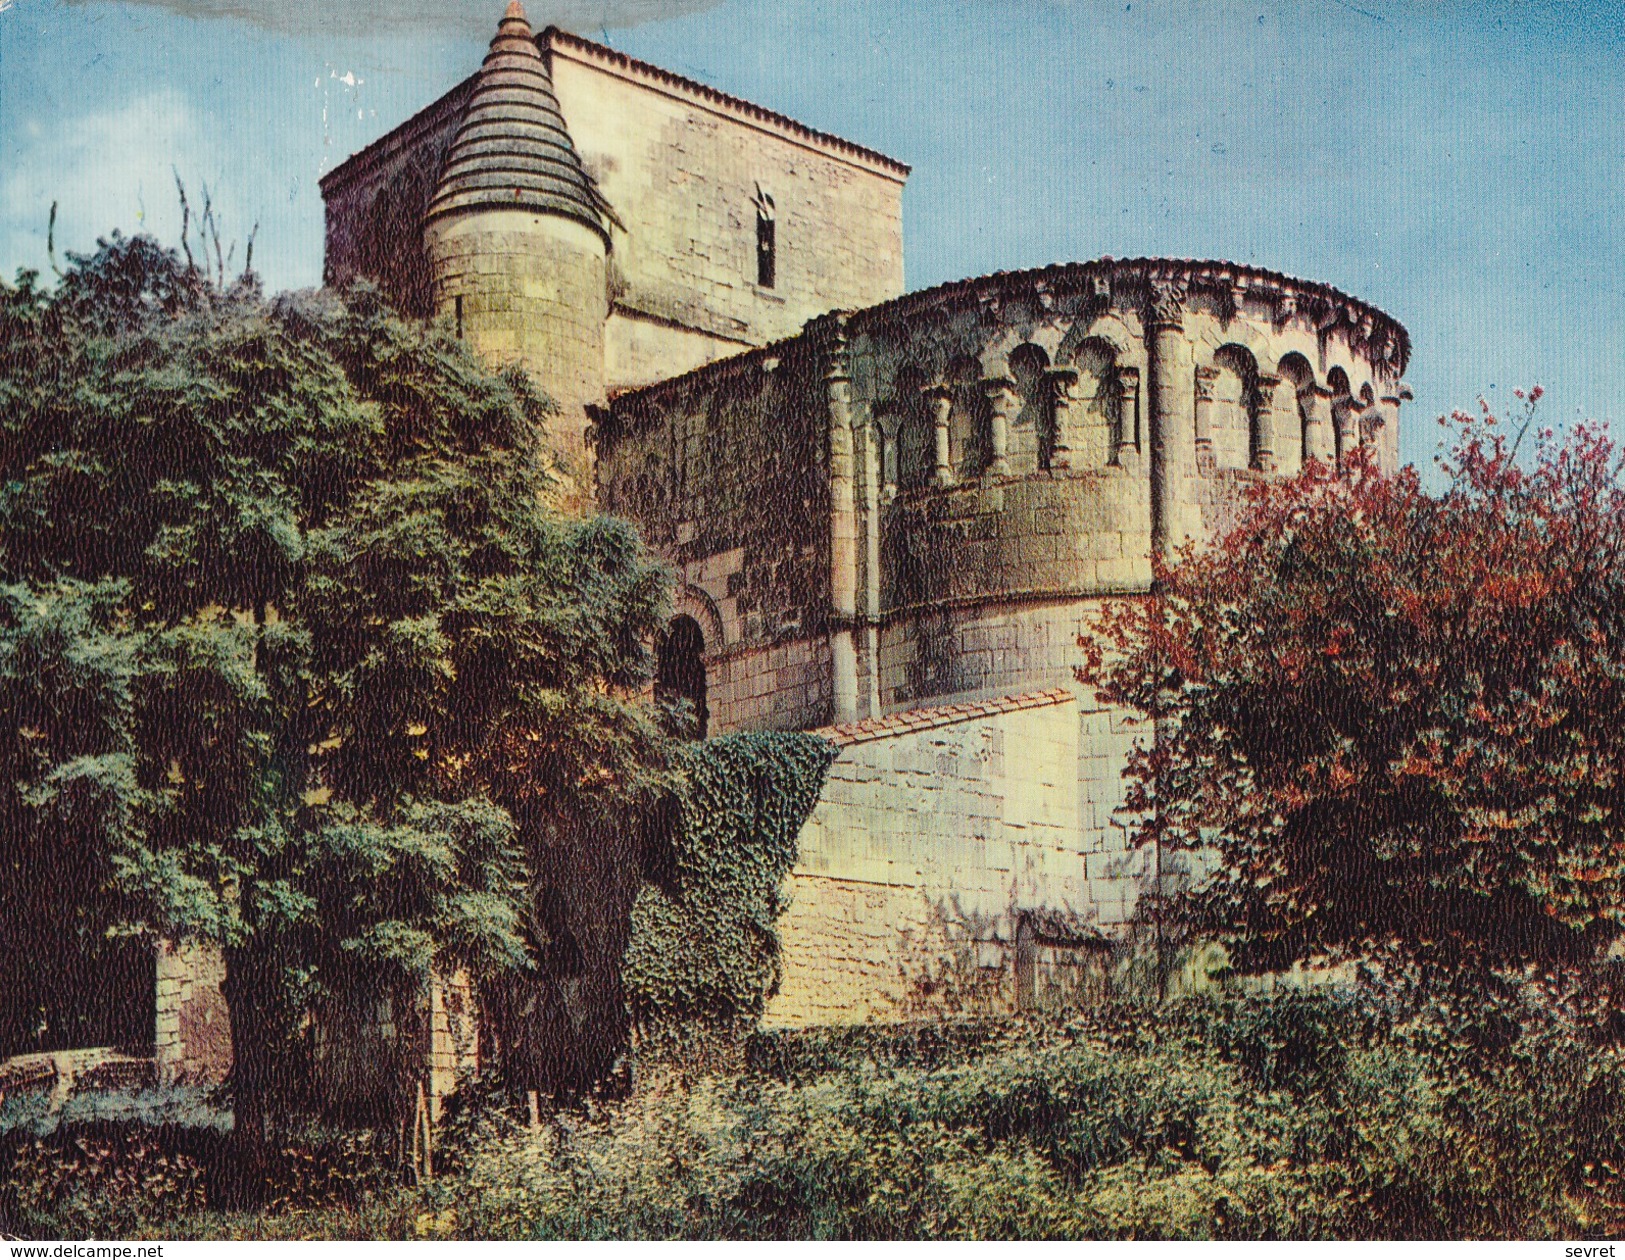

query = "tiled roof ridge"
[
  {"left": 814, "top": 687, "right": 1075, "bottom": 747},
  {"left": 322, "top": 23, "right": 910, "bottom": 198},
  {"left": 542, "top": 27, "right": 910, "bottom": 179},
  {"left": 608, "top": 256, "right": 1412, "bottom": 412}
]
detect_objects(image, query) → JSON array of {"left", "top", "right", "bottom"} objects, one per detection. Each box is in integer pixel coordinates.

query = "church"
[
  {"left": 3, "top": 0, "right": 1410, "bottom": 1105},
  {"left": 0, "top": 3, "right": 1410, "bottom": 1107},
  {"left": 317, "top": 0, "right": 1411, "bottom": 1030}
]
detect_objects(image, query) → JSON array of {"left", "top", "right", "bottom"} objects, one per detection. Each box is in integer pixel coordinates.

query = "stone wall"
[
  {"left": 320, "top": 29, "right": 908, "bottom": 399},
  {"left": 764, "top": 687, "right": 1149, "bottom": 1026},
  {"left": 320, "top": 80, "right": 473, "bottom": 317},
  {"left": 154, "top": 941, "right": 231, "bottom": 1086},
  {"left": 547, "top": 30, "right": 907, "bottom": 393},
  {"left": 599, "top": 335, "right": 835, "bottom": 731},
  {"left": 424, "top": 209, "right": 608, "bottom": 470},
  {"left": 601, "top": 260, "right": 1410, "bottom": 1028}
]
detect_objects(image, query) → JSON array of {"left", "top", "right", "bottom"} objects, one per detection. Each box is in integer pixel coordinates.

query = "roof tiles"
[
  {"left": 814, "top": 688, "right": 1075, "bottom": 748},
  {"left": 426, "top": 2, "right": 613, "bottom": 241}
]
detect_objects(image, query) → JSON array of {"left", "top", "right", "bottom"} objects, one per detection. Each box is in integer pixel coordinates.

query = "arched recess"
[
  {"left": 1007, "top": 342, "right": 1050, "bottom": 473},
  {"left": 1071, "top": 337, "right": 1123, "bottom": 467},
  {"left": 945, "top": 354, "right": 985, "bottom": 479},
  {"left": 1327, "top": 367, "right": 1353, "bottom": 464},
  {"left": 1057, "top": 316, "right": 1133, "bottom": 366},
  {"left": 893, "top": 364, "right": 934, "bottom": 491},
  {"left": 1276, "top": 352, "right": 1316, "bottom": 475},
  {"left": 656, "top": 614, "right": 709, "bottom": 739},
  {"left": 1211, "top": 344, "right": 1263, "bottom": 471},
  {"left": 872, "top": 406, "right": 901, "bottom": 500}
]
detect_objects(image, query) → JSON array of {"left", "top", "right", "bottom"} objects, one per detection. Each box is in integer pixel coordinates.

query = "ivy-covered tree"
[
  {"left": 1081, "top": 396, "right": 1625, "bottom": 977},
  {"left": 0, "top": 236, "right": 671, "bottom": 1177}
]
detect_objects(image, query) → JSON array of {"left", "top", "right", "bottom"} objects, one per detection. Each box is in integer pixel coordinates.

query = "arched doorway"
[{"left": 656, "top": 615, "right": 709, "bottom": 739}]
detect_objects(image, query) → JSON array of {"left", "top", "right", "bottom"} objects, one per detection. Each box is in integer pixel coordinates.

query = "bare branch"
[
  {"left": 173, "top": 170, "right": 196, "bottom": 274},
  {"left": 200, "top": 184, "right": 224, "bottom": 290},
  {"left": 46, "top": 201, "right": 65, "bottom": 279}
]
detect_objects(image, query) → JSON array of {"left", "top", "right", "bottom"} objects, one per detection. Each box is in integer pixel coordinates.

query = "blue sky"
[{"left": 3, "top": 0, "right": 1623, "bottom": 474}]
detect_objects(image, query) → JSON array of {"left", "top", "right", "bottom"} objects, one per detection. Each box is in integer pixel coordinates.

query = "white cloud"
[
  {"left": 2, "top": 88, "right": 247, "bottom": 279},
  {"left": 59, "top": 0, "right": 723, "bottom": 37}
]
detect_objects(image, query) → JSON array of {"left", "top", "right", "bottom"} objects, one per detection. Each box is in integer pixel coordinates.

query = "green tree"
[
  {"left": 1081, "top": 397, "right": 1625, "bottom": 978},
  {"left": 0, "top": 235, "right": 671, "bottom": 1181}
]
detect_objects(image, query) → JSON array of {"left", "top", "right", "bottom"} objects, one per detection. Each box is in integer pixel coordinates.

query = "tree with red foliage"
[{"left": 1081, "top": 392, "right": 1625, "bottom": 975}]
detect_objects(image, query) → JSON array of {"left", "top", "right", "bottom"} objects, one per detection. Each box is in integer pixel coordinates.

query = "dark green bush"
[{"left": 14, "top": 985, "right": 1625, "bottom": 1239}]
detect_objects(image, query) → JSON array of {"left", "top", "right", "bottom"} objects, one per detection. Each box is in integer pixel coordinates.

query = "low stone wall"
[{"left": 765, "top": 687, "right": 1151, "bottom": 1027}]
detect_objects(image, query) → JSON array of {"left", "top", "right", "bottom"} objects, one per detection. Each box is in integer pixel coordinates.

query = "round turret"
[{"left": 423, "top": 1, "right": 612, "bottom": 476}]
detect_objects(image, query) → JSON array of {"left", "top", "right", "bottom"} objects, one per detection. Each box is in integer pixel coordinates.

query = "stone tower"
[{"left": 422, "top": 1, "right": 614, "bottom": 474}]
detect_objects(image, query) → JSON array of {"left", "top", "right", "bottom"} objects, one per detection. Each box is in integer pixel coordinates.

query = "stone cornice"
[
  {"left": 854, "top": 258, "right": 1411, "bottom": 377},
  {"left": 605, "top": 257, "right": 1412, "bottom": 432}
]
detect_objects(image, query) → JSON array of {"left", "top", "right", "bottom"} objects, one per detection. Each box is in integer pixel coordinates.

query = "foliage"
[
  {"left": 623, "top": 733, "right": 838, "bottom": 1033},
  {"left": 0, "top": 1131, "right": 207, "bottom": 1238},
  {"left": 0, "top": 1118, "right": 398, "bottom": 1239},
  {"left": 0, "top": 235, "right": 672, "bottom": 1160},
  {"left": 10, "top": 989, "right": 1625, "bottom": 1239},
  {"left": 423, "top": 986, "right": 1625, "bottom": 1240},
  {"left": 1080, "top": 397, "right": 1625, "bottom": 974}
]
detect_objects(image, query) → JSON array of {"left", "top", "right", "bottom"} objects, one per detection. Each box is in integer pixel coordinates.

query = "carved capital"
[
  {"left": 1193, "top": 365, "right": 1219, "bottom": 403},
  {"left": 1145, "top": 278, "right": 1187, "bottom": 327},
  {"left": 1044, "top": 365, "right": 1080, "bottom": 402},
  {"left": 981, "top": 376, "right": 1018, "bottom": 410}
]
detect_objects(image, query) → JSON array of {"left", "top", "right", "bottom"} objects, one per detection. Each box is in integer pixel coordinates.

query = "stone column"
[
  {"left": 1303, "top": 386, "right": 1334, "bottom": 466},
  {"left": 1115, "top": 366, "right": 1141, "bottom": 465},
  {"left": 822, "top": 317, "right": 859, "bottom": 724},
  {"left": 923, "top": 383, "right": 954, "bottom": 487},
  {"left": 1378, "top": 387, "right": 1407, "bottom": 473},
  {"left": 1193, "top": 365, "right": 1218, "bottom": 469},
  {"left": 1253, "top": 372, "right": 1281, "bottom": 473},
  {"left": 1334, "top": 399, "right": 1357, "bottom": 468},
  {"left": 859, "top": 411, "right": 883, "bottom": 718},
  {"left": 879, "top": 419, "right": 899, "bottom": 503},
  {"left": 1145, "top": 279, "right": 1191, "bottom": 558},
  {"left": 1045, "top": 367, "right": 1079, "bottom": 469},
  {"left": 982, "top": 377, "right": 1016, "bottom": 478}
]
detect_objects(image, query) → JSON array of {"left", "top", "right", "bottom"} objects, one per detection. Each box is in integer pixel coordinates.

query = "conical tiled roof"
[{"left": 426, "top": 1, "right": 613, "bottom": 242}]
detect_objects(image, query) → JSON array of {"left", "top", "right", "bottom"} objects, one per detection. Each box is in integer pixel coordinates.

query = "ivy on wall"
[{"left": 624, "top": 732, "right": 838, "bottom": 1031}]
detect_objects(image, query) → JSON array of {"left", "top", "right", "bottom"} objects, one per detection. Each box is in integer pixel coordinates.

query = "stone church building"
[
  {"left": 327, "top": 0, "right": 1410, "bottom": 1034},
  {"left": 4, "top": 2, "right": 1412, "bottom": 1100}
]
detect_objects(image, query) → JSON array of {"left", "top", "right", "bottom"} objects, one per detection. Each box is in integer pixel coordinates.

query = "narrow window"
[
  {"left": 454, "top": 295, "right": 464, "bottom": 340},
  {"left": 656, "top": 615, "right": 709, "bottom": 739},
  {"left": 753, "top": 186, "right": 776, "bottom": 289}
]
